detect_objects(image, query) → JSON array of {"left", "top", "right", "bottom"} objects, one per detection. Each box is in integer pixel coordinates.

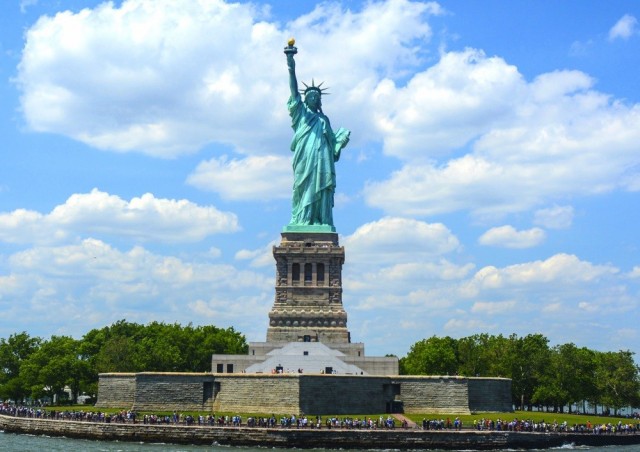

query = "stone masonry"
[
  {"left": 267, "top": 232, "right": 349, "bottom": 343},
  {"left": 96, "top": 372, "right": 512, "bottom": 415}
]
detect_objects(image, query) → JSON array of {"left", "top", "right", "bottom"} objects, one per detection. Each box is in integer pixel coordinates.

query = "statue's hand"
[
  {"left": 286, "top": 53, "right": 295, "bottom": 71},
  {"left": 336, "top": 128, "right": 350, "bottom": 148}
]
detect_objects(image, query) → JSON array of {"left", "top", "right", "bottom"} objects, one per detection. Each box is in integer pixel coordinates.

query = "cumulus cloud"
[
  {"left": 372, "top": 49, "right": 525, "bottom": 160},
  {"left": 609, "top": 14, "right": 638, "bottom": 41},
  {"left": 443, "top": 318, "right": 495, "bottom": 333},
  {"left": 20, "top": 0, "right": 38, "bottom": 13},
  {"left": 365, "top": 57, "right": 640, "bottom": 217},
  {"left": 0, "top": 239, "right": 272, "bottom": 339},
  {"left": 19, "top": 0, "right": 640, "bottom": 219},
  {"left": 187, "top": 155, "right": 291, "bottom": 201},
  {"left": 478, "top": 225, "right": 545, "bottom": 249},
  {"left": 471, "top": 300, "right": 517, "bottom": 315},
  {"left": 465, "top": 253, "right": 618, "bottom": 292},
  {"left": 235, "top": 239, "right": 278, "bottom": 268},
  {"left": 343, "top": 247, "right": 637, "bottom": 353},
  {"left": 534, "top": 205, "right": 574, "bottom": 229},
  {"left": 17, "top": 0, "right": 440, "bottom": 158},
  {"left": 342, "top": 217, "right": 461, "bottom": 264},
  {"left": 339, "top": 218, "right": 470, "bottom": 317},
  {"left": 375, "top": 260, "right": 474, "bottom": 282},
  {"left": 0, "top": 189, "right": 238, "bottom": 244}
]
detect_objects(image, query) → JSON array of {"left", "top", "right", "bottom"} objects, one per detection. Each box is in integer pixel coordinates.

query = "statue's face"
[{"left": 305, "top": 91, "right": 321, "bottom": 110}]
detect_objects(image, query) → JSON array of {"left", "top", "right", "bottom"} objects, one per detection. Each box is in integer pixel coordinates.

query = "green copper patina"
[{"left": 283, "top": 40, "right": 350, "bottom": 232}]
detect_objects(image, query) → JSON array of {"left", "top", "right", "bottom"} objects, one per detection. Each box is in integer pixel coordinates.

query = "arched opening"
[
  {"left": 292, "top": 263, "right": 300, "bottom": 282},
  {"left": 317, "top": 263, "right": 325, "bottom": 284}
]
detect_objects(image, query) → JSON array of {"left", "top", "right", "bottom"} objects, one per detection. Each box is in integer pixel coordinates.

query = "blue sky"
[{"left": 1, "top": 0, "right": 639, "bottom": 359}]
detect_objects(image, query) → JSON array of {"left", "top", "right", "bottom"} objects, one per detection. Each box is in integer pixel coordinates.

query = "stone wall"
[
  {"left": 341, "top": 356, "right": 399, "bottom": 376},
  {"left": 213, "top": 374, "right": 301, "bottom": 413},
  {"left": 299, "top": 375, "right": 390, "bottom": 414},
  {"left": 96, "top": 373, "right": 136, "bottom": 408},
  {"left": 133, "top": 373, "right": 214, "bottom": 412},
  {"left": 3, "top": 414, "right": 639, "bottom": 450},
  {"left": 468, "top": 377, "right": 512, "bottom": 412},
  {"left": 96, "top": 372, "right": 512, "bottom": 415},
  {"left": 395, "top": 376, "right": 471, "bottom": 414}
]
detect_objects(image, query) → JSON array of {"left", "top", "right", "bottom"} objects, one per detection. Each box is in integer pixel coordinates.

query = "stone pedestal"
[{"left": 266, "top": 232, "right": 350, "bottom": 343}]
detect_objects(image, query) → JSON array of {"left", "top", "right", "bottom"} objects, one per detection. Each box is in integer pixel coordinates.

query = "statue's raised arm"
[
  {"left": 284, "top": 38, "right": 299, "bottom": 100},
  {"left": 283, "top": 39, "right": 351, "bottom": 233}
]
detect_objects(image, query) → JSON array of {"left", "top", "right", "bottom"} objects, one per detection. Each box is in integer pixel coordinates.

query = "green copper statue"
[{"left": 284, "top": 39, "right": 350, "bottom": 232}]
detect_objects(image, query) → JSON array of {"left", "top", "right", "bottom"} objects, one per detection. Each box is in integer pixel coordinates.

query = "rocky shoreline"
[{"left": 2, "top": 413, "right": 640, "bottom": 450}]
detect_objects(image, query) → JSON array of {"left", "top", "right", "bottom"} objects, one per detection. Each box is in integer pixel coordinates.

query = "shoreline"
[{"left": 2, "top": 414, "right": 640, "bottom": 450}]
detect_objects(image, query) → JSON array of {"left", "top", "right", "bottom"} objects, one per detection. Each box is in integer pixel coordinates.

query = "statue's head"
[
  {"left": 304, "top": 89, "right": 322, "bottom": 110},
  {"left": 301, "top": 80, "right": 328, "bottom": 111}
]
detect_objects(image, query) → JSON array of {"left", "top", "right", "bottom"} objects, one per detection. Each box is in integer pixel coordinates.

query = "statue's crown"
[{"left": 301, "top": 79, "right": 330, "bottom": 96}]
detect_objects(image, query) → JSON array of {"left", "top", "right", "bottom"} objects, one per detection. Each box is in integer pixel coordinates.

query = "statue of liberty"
[{"left": 284, "top": 39, "right": 350, "bottom": 232}]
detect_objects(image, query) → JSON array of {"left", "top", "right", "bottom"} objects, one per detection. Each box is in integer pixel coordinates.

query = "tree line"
[
  {"left": 0, "top": 320, "right": 247, "bottom": 404},
  {"left": 400, "top": 333, "right": 640, "bottom": 414},
  {"left": 2, "top": 324, "right": 639, "bottom": 414}
]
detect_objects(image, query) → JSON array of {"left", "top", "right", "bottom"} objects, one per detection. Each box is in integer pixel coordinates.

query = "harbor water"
[{"left": 2, "top": 430, "right": 640, "bottom": 452}]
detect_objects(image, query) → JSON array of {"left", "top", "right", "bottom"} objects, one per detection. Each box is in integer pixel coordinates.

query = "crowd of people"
[
  {"left": 422, "top": 417, "right": 463, "bottom": 430},
  {"left": 2, "top": 402, "right": 639, "bottom": 435},
  {"left": 472, "top": 417, "right": 640, "bottom": 434}
]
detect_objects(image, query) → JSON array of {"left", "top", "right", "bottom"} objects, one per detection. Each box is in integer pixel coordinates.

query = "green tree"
[
  {"left": 595, "top": 350, "right": 640, "bottom": 414},
  {"left": 0, "top": 332, "right": 41, "bottom": 402},
  {"left": 80, "top": 320, "right": 145, "bottom": 372},
  {"left": 456, "top": 333, "right": 510, "bottom": 377},
  {"left": 80, "top": 320, "right": 248, "bottom": 374},
  {"left": 19, "top": 336, "right": 84, "bottom": 402},
  {"left": 504, "top": 333, "right": 550, "bottom": 410},
  {"left": 400, "top": 336, "right": 458, "bottom": 375},
  {"left": 533, "top": 343, "right": 596, "bottom": 413}
]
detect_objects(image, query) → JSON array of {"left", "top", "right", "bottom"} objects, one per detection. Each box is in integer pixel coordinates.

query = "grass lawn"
[
  {"left": 43, "top": 405, "right": 638, "bottom": 429},
  {"left": 404, "top": 410, "right": 639, "bottom": 428}
]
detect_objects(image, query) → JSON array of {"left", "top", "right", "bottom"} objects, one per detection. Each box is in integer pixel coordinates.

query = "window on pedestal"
[
  {"left": 304, "top": 263, "right": 312, "bottom": 282},
  {"left": 292, "top": 263, "right": 300, "bottom": 282},
  {"left": 317, "top": 263, "right": 325, "bottom": 284}
]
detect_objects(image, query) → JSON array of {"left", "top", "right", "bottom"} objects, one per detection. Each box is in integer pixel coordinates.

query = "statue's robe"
[{"left": 287, "top": 94, "right": 347, "bottom": 226}]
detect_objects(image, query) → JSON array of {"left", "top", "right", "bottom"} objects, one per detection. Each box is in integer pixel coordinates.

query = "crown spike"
[{"left": 301, "top": 79, "right": 330, "bottom": 96}]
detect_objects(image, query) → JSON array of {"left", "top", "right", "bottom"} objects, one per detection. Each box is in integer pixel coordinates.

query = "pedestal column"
[{"left": 267, "top": 232, "right": 350, "bottom": 343}]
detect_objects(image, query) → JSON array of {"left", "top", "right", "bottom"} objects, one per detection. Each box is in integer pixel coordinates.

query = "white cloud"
[
  {"left": 378, "top": 260, "right": 474, "bottom": 282},
  {"left": 235, "top": 239, "right": 278, "bottom": 268},
  {"left": 17, "top": 0, "right": 440, "bottom": 158},
  {"left": 466, "top": 253, "right": 618, "bottom": 292},
  {"left": 365, "top": 54, "right": 640, "bottom": 217},
  {"left": 608, "top": 14, "right": 638, "bottom": 41},
  {"left": 629, "top": 266, "right": 640, "bottom": 279},
  {"left": 478, "top": 225, "right": 545, "bottom": 249},
  {"left": 534, "top": 205, "right": 574, "bottom": 229},
  {"left": 542, "top": 302, "right": 562, "bottom": 313},
  {"left": 342, "top": 217, "right": 461, "bottom": 264},
  {"left": 20, "top": 0, "right": 38, "bottom": 13},
  {"left": 0, "top": 189, "right": 238, "bottom": 244},
  {"left": 577, "top": 301, "right": 600, "bottom": 313},
  {"left": 372, "top": 48, "right": 525, "bottom": 160},
  {"left": 1, "top": 239, "right": 272, "bottom": 339},
  {"left": 443, "top": 318, "right": 495, "bottom": 333},
  {"left": 187, "top": 155, "right": 291, "bottom": 201},
  {"left": 569, "top": 39, "right": 593, "bottom": 57},
  {"left": 471, "top": 300, "right": 516, "bottom": 315}
]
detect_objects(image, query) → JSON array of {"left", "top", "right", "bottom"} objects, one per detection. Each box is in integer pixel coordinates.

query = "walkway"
[{"left": 391, "top": 413, "right": 417, "bottom": 428}]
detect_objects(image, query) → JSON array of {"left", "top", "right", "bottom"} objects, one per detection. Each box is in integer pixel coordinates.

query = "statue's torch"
[{"left": 284, "top": 37, "right": 298, "bottom": 55}]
